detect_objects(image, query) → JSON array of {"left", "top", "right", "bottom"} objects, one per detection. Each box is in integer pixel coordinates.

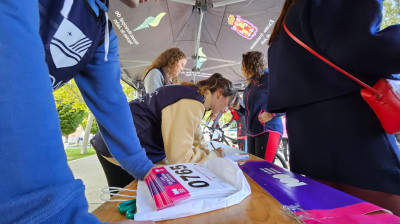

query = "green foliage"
[
  {"left": 382, "top": 0, "right": 400, "bottom": 29},
  {"left": 81, "top": 115, "right": 99, "bottom": 134},
  {"left": 57, "top": 103, "right": 86, "bottom": 136},
  {"left": 201, "top": 110, "right": 234, "bottom": 128},
  {"left": 54, "top": 79, "right": 137, "bottom": 135},
  {"left": 122, "top": 81, "right": 138, "bottom": 101},
  {"left": 65, "top": 147, "right": 96, "bottom": 162},
  {"left": 54, "top": 79, "right": 138, "bottom": 110},
  {"left": 53, "top": 80, "right": 87, "bottom": 111},
  {"left": 222, "top": 111, "right": 233, "bottom": 124},
  {"left": 202, "top": 110, "right": 213, "bottom": 122}
]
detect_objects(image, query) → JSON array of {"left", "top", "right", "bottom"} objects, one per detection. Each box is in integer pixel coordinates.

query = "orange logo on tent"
[{"left": 228, "top": 15, "right": 258, "bottom": 40}]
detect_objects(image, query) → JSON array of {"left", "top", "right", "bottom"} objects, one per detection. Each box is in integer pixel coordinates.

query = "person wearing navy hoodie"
[
  {"left": 267, "top": 0, "right": 400, "bottom": 215},
  {"left": 0, "top": 0, "right": 157, "bottom": 223},
  {"left": 240, "top": 51, "right": 284, "bottom": 162},
  {"left": 91, "top": 73, "right": 238, "bottom": 188}
]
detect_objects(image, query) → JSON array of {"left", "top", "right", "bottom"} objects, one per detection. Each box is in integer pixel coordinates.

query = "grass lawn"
[{"left": 65, "top": 145, "right": 96, "bottom": 162}]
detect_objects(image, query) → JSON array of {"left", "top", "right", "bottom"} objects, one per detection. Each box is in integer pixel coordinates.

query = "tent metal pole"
[
  {"left": 193, "top": 7, "right": 204, "bottom": 83},
  {"left": 212, "top": 0, "right": 246, "bottom": 8},
  {"left": 168, "top": 0, "right": 196, "bottom": 5}
]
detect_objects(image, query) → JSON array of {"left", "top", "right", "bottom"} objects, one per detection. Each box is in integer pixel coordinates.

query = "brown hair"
[
  {"left": 182, "top": 73, "right": 239, "bottom": 107},
  {"left": 268, "top": 0, "right": 299, "bottom": 45},
  {"left": 242, "top": 51, "right": 266, "bottom": 84},
  {"left": 142, "top": 48, "right": 186, "bottom": 83}
]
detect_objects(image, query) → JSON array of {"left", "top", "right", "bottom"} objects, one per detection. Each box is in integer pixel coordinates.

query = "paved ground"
[{"left": 68, "top": 155, "right": 108, "bottom": 212}]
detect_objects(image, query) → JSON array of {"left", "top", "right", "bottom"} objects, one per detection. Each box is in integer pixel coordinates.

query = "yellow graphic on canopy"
[
  {"left": 134, "top": 12, "right": 167, "bottom": 31},
  {"left": 197, "top": 47, "right": 207, "bottom": 68}
]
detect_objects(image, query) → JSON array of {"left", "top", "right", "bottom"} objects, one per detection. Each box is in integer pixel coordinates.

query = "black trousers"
[
  {"left": 95, "top": 152, "right": 134, "bottom": 188},
  {"left": 247, "top": 134, "right": 268, "bottom": 159},
  {"left": 247, "top": 132, "right": 281, "bottom": 161}
]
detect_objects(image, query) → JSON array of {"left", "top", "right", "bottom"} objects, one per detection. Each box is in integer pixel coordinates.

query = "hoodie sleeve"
[
  {"left": 0, "top": 0, "right": 102, "bottom": 223},
  {"left": 75, "top": 29, "right": 154, "bottom": 180},
  {"left": 193, "top": 123, "right": 209, "bottom": 150}
]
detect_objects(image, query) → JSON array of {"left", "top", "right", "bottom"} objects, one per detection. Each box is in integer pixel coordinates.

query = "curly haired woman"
[
  {"left": 240, "top": 51, "right": 284, "bottom": 162},
  {"left": 142, "top": 47, "right": 187, "bottom": 94}
]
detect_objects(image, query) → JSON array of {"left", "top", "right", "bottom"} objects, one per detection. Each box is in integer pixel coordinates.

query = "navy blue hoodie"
[
  {"left": 0, "top": 0, "right": 153, "bottom": 223},
  {"left": 267, "top": 0, "right": 400, "bottom": 195},
  {"left": 243, "top": 70, "right": 284, "bottom": 136},
  {"left": 94, "top": 85, "right": 204, "bottom": 163},
  {"left": 268, "top": 0, "right": 400, "bottom": 112}
]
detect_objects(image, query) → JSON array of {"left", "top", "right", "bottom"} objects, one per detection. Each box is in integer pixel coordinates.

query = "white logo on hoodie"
[{"left": 50, "top": 18, "right": 92, "bottom": 68}]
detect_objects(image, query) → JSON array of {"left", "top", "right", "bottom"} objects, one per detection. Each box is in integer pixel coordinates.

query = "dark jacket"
[
  {"left": 243, "top": 71, "right": 284, "bottom": 136},
  {"left": 93, "top": 85, "right": 204, "bottom": 163},
  {"left": 267, "top": 0, "right": 399, "bottom": 113},
  {"left": 267, "top": 0, "right": 400, "bottom": 195}
]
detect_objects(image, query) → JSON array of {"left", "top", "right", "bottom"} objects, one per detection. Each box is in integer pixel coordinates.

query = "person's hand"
[
  {"left": 111, "top": 220, "right": 155, "bottom": 224},
  {"left": 232, "top": 103, "right": 240, "bottom": 110},
  {"left": 143, "top": 164, "right": 163, "bottom": 180},
  {"left": 215, "top": 147, "right": 225, "bottom": 158},
  {"left": 258, "top": 112, "right": 274, "bottom": 124}
]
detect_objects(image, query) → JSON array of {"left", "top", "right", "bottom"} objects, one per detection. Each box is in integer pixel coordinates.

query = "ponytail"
[{"left": 268, "top": 0, "right": 299, "bottom": 46}]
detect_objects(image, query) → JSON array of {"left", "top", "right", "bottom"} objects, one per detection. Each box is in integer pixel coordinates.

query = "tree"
[
  {"left": 382, "top": 0, "right": 400, "bottom": 29},
  {"left": 80, "top": 113, "right": 94, "bottom": 154},
  {"left": 201, "top": 110, "right": 233, "bottom": 128},
  {"left": 54, "top": 79, "right": 138, "bottom": 153},
  {"left": 53, "top": 80, "right": 87, "bottom": 111},
  {"left": 54, "top": 80, "right": 87, "bottom": 145},
  {"left": 57, "top": 103, "right": 86, "bottom": 142},
  {"left": 121, "top": 81, "right": 138, "bottom": 101},
  {"left": 222, "top": 111, "right": 233, "bottom": 125},
  {"left": 81, "top": 113, "right": 99, "bottom": 134}
]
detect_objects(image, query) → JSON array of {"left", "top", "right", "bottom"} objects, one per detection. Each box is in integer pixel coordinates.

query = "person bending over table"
[
  {"left": 142, "top": 47, "right": 187, "bottom": 94},
  {"left": 92, "top": 73, "right": 239, "bottom": 188},
  {"left": 267, "top": 0, "right": 400, "bottom": 215}
]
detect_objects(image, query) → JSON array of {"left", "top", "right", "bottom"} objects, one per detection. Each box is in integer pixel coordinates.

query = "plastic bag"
[{"left": 135, "top": 158, "right": 251, "bottom": 221}]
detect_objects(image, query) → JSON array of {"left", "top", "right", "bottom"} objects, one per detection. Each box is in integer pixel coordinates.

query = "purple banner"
[
  {"left": 240, "top": 161, "right": 400, "bottom": 223},
  {"left": 239, "top": 161, "right": 364, "bottom": 211}
]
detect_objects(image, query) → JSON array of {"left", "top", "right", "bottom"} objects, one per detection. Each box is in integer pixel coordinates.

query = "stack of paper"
[
  {"left": 145, "top": 167, "right": 190, "bottom": 210},
  {"left": 145, "top": 163, "right": 238, "bottom": 210}
]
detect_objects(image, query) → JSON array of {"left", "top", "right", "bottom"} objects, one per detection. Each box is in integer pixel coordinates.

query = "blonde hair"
[{"left": 142, "top": 48, "right": 186, "bottom": 83}]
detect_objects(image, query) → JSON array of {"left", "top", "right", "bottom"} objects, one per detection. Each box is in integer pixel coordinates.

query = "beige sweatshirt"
[{"left": 161, "top": 98, "right": 218, "bottom": 164}]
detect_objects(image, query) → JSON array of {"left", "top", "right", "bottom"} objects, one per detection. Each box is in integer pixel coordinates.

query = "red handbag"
[{"left": 283, "top": 22, "right": 400, "bottom": 134}]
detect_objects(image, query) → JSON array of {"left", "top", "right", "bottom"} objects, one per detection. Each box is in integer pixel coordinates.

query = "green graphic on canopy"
[
  {"left": 197, "top": 47, "right": 207, "bottom": 69},
  {"left": 134, "top": 12, "right": 167, "bottom": 31}
]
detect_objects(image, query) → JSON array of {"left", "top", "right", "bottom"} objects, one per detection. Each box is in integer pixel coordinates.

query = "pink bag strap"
[{"left": 282, "top": 21, "right": 380, "bottom": 96}]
